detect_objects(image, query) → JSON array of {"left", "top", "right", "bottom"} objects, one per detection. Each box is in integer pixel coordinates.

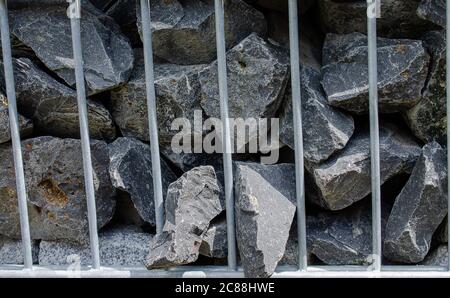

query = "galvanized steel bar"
[
  {"left": 288, "top": 0, "right": 307, "bottom": 271},
  {"left": 446, "top": 0, "right": 450, "bottom": 272},
  {"left": 214, "top": 0, "right": 238, "bottom": 271},
  {"left": 139, "top": 0, "right": 165, "bottom": 234},
  {"left": 69, "top": 0, "right": 101, "bottom": 269},
  {"left": 0, "top": 0, "right": 33, "bottom": 269},
  {"left": 367, "top": 0, "right": 382, "bottom": 272}
]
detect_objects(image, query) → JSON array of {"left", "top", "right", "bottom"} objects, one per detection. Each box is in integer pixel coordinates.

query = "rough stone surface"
[
  {"left": 137, "top": 0, "right": 267, "bottom": 65},
  {"left": 108, "top": 137, "right": 177, "bottom": 226},
  {"left": 234, "top": 162, "right": 296, "bottom": 278},
  {"left": 308, "top": 123, "right": 422, "bottom": 210},
  {"left": 0, "top": 137, "right": 116, "bottom": 244},
  {"left": 0, "top": 236, "right": 39, "bottom": 265},
  {"left": 0, "top": 58, "right": 116, "bottom": 140},
  {"left": 0, "top": 93, "right": 33, "bottom": 144},
  {"left": 10, "top": 4, "right": 134, "bottom": 94},
  {"left": 417, "top": 0, "right": 445, "bottom": 28},
  {"left": 200, "top": 217, "right": 228, "bottom": 259},
  {"left": 38, "top": 226, "right": 152, "bottom": 266},
  {"left": 244, "top": 0, "right": 314, "bottom": 14},
  {"left": 384, "top": 142, "right": 448, "bottom": 264},
  {"left": 321, "top": 33, "right": 429, "bottom": 114},
  {"left": 421, "top": 245, "right": 448, "bottom": 267},
  {"left": 405, "top": 30, "right": 446, "bottom": 143},
  {"left": 145, "top": 166, "right": 223, "bottom": 268}
]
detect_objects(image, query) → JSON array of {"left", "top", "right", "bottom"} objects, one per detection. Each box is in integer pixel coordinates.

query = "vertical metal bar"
[
  {"left": 288, "top": 0, "right": 307, "bottom": 271},
  {"left": 140, "top": 0, "right": 165, "bottom": 234},
  {"left": 446, "top": 0, "right": 450, "bottom": 272},
  {"left": 69, "top": 0, "right": 100, "bottom": 269},
  {"left": 367, "top": 0, "right": 382, "bottom": 272},
  {"left": 0, "top": 0, "right": 33, "bottom": 269},
  {"left": 214, "top": 0, "right": 237, "bottom": 271}
]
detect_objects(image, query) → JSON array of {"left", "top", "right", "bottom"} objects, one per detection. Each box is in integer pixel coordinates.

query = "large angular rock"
[
  {"left": 137, "top": 0, "right": 267, "bottom": 65},
  {"left": 321, "top": 33, "right": 429, "bottom": 114},
  {"left": 384, "top": 142, "right": 448, "bottom": 264},
  {"left": 108, "top": 137, "right": 177, "bottom": 226},
  {"left": 0, "top": 58, "right": 116, "bottom": 140},
  {"left": 38, "top": 226, "right": 152, "bottom": 266},
  {"left": 308, "top": 123, "right": 422, "bottom": 210},
  {"left": 417, "top": 0, "right": 445, "bottom": 28},
  {"left": 0, "top": 93, "right": 33, "bottom": 144},
  {"left": 145, "top": 166, "right": 223, "bottom": 268},
  {"left": 111, "top": 51, "right": 205, "bottom": 145},
  {"left": 405, "top": 31, "right": 446, "bottom": 143},
  {"left": 234, "top": 162, "right": 296, "bottom": 278},
  {"left": 9, "top": 3, "right": 134, "bottom": 94},
  {"left": 199, "top": 217, "right": 228, "bottom": 259},
  {"left": 0, "top": 236, "right": 39, "bottom": 265},
  {"left": 0, "top": 137, "right": 116, "bottom": 244},
  {"left": 421, "top": 245, "right": 448, "bottom": 267}
]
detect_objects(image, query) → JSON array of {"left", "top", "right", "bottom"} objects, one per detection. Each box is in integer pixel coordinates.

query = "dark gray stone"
[
  {"left": 321, "top": 33, "right": 429, "bottom": 114},
  {"left": 417, "top": 0, "right": 445, "bottom": 28},
  {"left": 435, "top": 217, "right": 448, "bottom": 244},
  {"left": 108, "top": 137, "right": 177, "bottom": 226},
  {"left": 0, "top": 58, "right": 116, "bottom": 140},
  {"left": 145, "top": 166, "right": 223, "bottom": 268},
  {"left": 421, "top": 245, "right": 448, "bottom": 267},
  {"left": 308, "top": 123, "right": 422, "bottom": 211},
  {"left": 137, "top": 0, "right": 267, "bottom": 65},
  {"left": 384, "top": 142, "right": 448, "bottom": 264},
  {"left": 0, "top": 93, "right": 33, "bottom": 144},
  {"left": 200, "top": 217, "right": 228, "bottom": 259},
  {"left": 405, "top": 31, "right": 446, "bottom": 143},
  {"left": 244, "top": 0, "right": 314, "bottom": 14},
  {"left": 0, "top": 236, "right": 39, "bottom": 265},
  {"left": 234, "top": 162, "right": 296, "bottom": 278},
  {"left": 10, "top": 3, "right": 134, "bottom": 94},
  {"left": 0, "top": 137, "right": 116, "bottom": 244}
]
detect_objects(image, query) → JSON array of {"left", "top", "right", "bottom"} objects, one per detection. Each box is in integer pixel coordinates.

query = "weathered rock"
[
  {"left": 160, "top": 148, "right": 223, "bottom": 173},
  {"left": 321, "top": 33, "right": 429, "bottom": 114},
  {"left": 200, "top": 217, "right": 228, "bottom": 259},
  {"left": 234, "top": 162, "right": 296, "bottom": 278},
  {"left": 435, "top": 217, "right": 448, "bottom": 244},
  {"left": 0, "top": 236, "right": 39, "bottom": 265},
  {"left": 111, "top": 51, "right": 205, "bottom": 145},
  {"left": 405, "top": 30, "right": 446, "bottom": 143},
  {"left": 244, "top": 0, "right": 314, "bottom": 14},
  {"left": 9, "top": 4, "right": 134, "bottom": 94},
  {"left": 137, "top": 0, "right": 267, "bottom": 65},
  {"left": 38, "top": 226, "right": 152, "bottom": 266},
  {"left": 0, "top": 58, "right": 116, "bottom": 140},
  {"left": 108, "top": 137, "right": 177, "bottom": 226},
  {"left": 0, "top": 137, "right": 116, "bottom": 244},
  {"left": 384, "top": 142, "right": 448, "bottom": 264},
  {"left": 308, "top": 123, "right": 422, "bottom": 211},
  {"left": 417, "top": 0, "right": 445, "bottom": 28},
  {"left": 0, "top": 93, "right": 33, "bottom": 144},
  {"left": 421, "top": 245, "right": 448, "bottom": 267},
  {"left": 145, "top": 166, "right": 223, "bottom": 268}
]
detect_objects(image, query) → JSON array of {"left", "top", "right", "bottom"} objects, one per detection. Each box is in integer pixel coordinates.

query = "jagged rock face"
[
  {"left": 199, "top": 217, "right": 228, "bottom": 259},
  {"left": 0, "top": 137, "right": 116, "bottom": 244},
  {"left": 137, "top": 0, "right": 267, "bottom": 65},
  {"left": 9, "top": 3, "right": 134, "bottom": 95},
  {"left": 421, "top": 245, "right": 448, "bottom": 267},
  {"left": 384, "top": 142, "right": 448, "bottom": 264},
  {"left": 108, "top": 137, "right": 177, "bottom": 226},
  {"left": 145, "top": 166, "right": 223, "bottom": 268},
  {"left": 308, "top": 124, "right": 422, "bottom": 211},
  {"left": 38, "top": 226, "right": 152, "bottom": 266},
  {"left": 234, "top": 162, "right": 296, "bottom": 278},
  {"left": 321, "top": 33, "right": 429, "bottom": 114},
  {"left": 417, "top": 0, "right": 445, "bottom": 28},
  {"left": 405, "top": 30, "right": 446, "bottom": 143},
  {"left": 0, "top": 236, "right": 39, "bottom": 265},
  {"left": 0, "top": 58, "right": 116, "bottom": 140},
  {"left": 0, "top": 93, "right": 33, "bottom": 144}
]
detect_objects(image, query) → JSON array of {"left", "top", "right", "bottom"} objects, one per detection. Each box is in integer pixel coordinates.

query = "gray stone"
[
  {"left": 244, "top": 0, "right": 314, "bottom": 14},
  {"left": 421, "top": 245, "right": 448, "bottom": 267},
  {"left": 234, "top": 162, "right": 296, "bottom": 278},
  {"left": 0, "top": 137, "right": 116, "bottom": 244},
  {"left": 321, "top": 33, "right": 429, "bottom": 114},
  {"left": 200, "top": 218, "right": 228, "bottom": 259},
  {"left": 384, "top": 142, "right": 448, "bottom": 264},
  {"left": 308, "top": 123, "right": 422, "bottom": 211},
  {"left": 145, "top": 166, "right": 223, "bottom": 268},
  {"left": 0, "top": 236, "right": 39, "bottom": 265},
  {"left": 10, "top": 3, "right": 134, "bottom": 94},
  {"left": 108, "top": 137, "right": 177, "bottom": 226},
  {"left": 435, "top": 217, "right": 448, "bottom": 244},
  {"left": 417, "top": 0, "right": 445, "bottom": 28},
  {"left": 0, "top": 93, "right": 33, "bottom": 144},
  {"left": 405, "top": 31, "right": 446, "bottom": 143},
  {"left": 137, "top": 0, "right": 267, "bottom": 65},
  {"left": 38, "top": 226, "right": 152, "bottom": 266},
  {"left": 0, "top": 58, "right": 116, "bottom": 140}
]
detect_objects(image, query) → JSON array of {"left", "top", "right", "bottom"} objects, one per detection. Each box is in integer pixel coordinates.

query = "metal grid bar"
[
  {"left": 0, "top": 0, "right": 33, "bottom": 269},
  {"left": 288, "top": 0, "right": 308, "bottom": 271},
  {"left": 69, "top": 0, "right": 101, "bottom": 269},
  {"left": 214, "top": 0, "right": 238, "bottom": 271},
  {"left": 446, "top": 0, "right": 450, "bottom": 272}
]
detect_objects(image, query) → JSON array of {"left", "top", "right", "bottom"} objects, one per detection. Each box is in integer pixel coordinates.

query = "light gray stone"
[
  {"left": 0, "top": 93, "right": 33, "bottom": 144},
  {"left": 421, "top": 245, "right": 448, "bottom": 267},
  {"left": 0, "top": 236, "right": 39, "bottom": 265}
]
